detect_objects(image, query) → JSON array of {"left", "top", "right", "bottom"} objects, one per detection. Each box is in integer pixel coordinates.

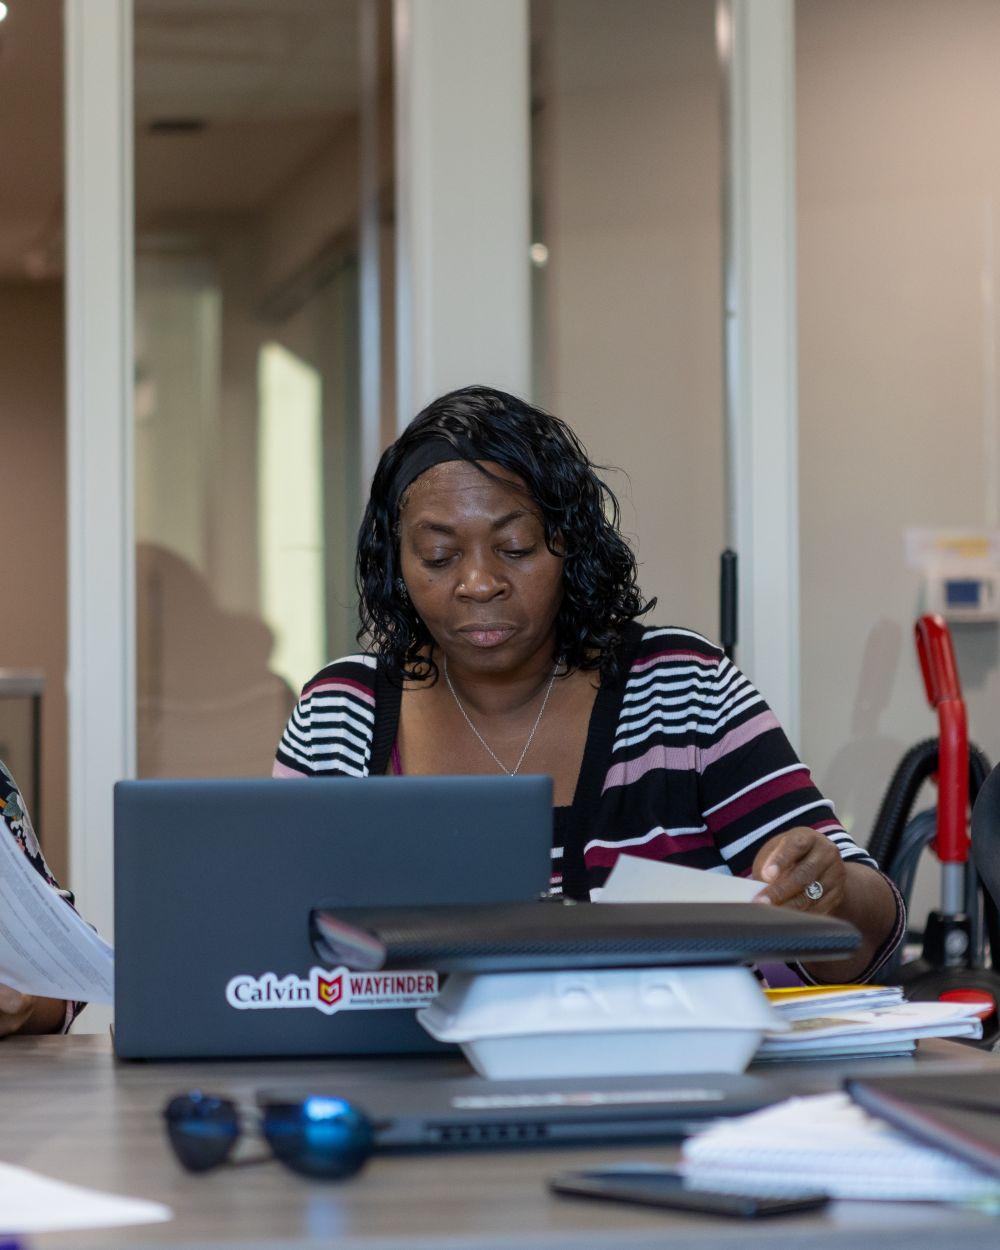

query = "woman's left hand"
[
  {"left": 751, "top": 826, "right": 846, "bottom": 915},
  {"left": 0, "top": 984, "right": 65, "bottom": 1037},
  {"left": 0, "top": 984, "right": 40, "bottom": 1037}
]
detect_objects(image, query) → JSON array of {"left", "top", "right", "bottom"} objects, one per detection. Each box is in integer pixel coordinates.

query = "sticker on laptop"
[{"left": 225, "top": 967, "right": 439, "bottom": 1017}]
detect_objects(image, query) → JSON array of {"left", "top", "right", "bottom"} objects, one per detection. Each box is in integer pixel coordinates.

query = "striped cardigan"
[{"left": 275, "top": 623, "right": 904, "bottom": 981}]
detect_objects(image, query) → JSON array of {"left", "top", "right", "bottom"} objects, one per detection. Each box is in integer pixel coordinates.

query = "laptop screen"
[{"left": 113, "top": 775, "right": 552, "bottom": 1059}]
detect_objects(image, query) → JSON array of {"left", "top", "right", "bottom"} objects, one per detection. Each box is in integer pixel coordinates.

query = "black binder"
[
  {"left": 310, "top": 901, "right": 860, "bottom": 973},
  {"left": 845, "top": 1072, "right": 1000, "bottom": 1180}
]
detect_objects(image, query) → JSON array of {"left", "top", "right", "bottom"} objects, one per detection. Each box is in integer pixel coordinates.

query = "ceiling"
[{"left": 0, "top": 0, "right": 370, "bottom": 279}]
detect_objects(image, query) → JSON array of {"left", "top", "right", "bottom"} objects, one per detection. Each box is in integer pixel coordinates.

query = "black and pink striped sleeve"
[
  {"left": 694, "top": 654, "right": 871, "bottom": 872},
  {"left": 694, "top": 654, "right": 904, "bottom": 980},
  {"left": 274, "top": 654, "right": 378, "bottom": 778}
]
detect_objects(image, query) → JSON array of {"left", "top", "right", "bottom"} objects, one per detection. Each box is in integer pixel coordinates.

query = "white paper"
[
  {"left": 757, "top": 1000, "right": 983, "bottom": 1058},
  {"left": 758, "top": 1023, "right": 980, "bottom": 1058},
  {"left": 765, "top": 999, "right": 983, "bottom": 1042},
  {"left": 770, "top": 986, "right": 905, "bottom": 1019},
  {"left": 0, "top": 1162, "right": 170, "bottom": 1232},
  {"left": 592, "top": 854, "right": 762, "bottom": 904},
  {"left": 682, "top": 1091, "right": 1000, "bottom": 1202},
  {"left": 0, "top": 815, "right": 114, "bottom": 1003}
]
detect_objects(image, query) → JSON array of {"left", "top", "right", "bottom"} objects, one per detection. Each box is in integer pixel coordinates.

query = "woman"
[
  {"left": 0, "top": 760, "right": 83, "bottom": 1033},
  {"left": 275, "top": 386, "right": 903, "bottom": 983}
]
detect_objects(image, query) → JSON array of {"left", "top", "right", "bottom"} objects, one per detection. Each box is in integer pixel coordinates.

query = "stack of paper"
[
  {"left": 756, "top": 998, "right": 983, "bottom": 1060},
  {"left": 764, "top": 983, "right": 905, "bottom": 1018},
  {"left": 681, "top": 1091, "right": 1000, "bottom": 1202}
]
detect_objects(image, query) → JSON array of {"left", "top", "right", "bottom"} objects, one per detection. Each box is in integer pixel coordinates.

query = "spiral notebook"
[{"left": 680, "top": 1091, "right": 1000, "bottom": 1202}]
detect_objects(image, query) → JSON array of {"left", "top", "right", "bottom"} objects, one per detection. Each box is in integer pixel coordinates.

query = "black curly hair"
[{"left": 356, "top": 385, "right": 653, "bottom": 684}]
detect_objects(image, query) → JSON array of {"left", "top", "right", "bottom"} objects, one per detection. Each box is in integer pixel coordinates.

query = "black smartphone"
[{"left": 549, "top": 1168, "right": 829, "bottom": 1219}]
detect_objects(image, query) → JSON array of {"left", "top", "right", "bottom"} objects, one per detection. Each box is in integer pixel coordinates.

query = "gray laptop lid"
[
  {"left": 113, "top": 776, "right": 552, "bottom": 1060},
  {"left": 259, "top": 1065, "right": 790, "bottom": 1149}
]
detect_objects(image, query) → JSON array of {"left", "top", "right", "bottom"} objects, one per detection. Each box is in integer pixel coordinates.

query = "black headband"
[{"left": 388, "top": 434, "right": 483, "bottom": 515}]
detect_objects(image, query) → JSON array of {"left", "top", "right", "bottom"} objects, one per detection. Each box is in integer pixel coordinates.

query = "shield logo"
[{"left": 313, "top": 969, "right": 346, "bottom": 1015}]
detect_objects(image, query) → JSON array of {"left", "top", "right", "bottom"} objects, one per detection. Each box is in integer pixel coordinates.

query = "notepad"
[{"left": 681, "top": 1092, "right": 1000, "bottom": 1202}]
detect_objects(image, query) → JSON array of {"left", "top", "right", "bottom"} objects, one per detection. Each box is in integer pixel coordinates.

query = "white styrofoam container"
[{"left": 417, "top": 966, "right": 784, "bottom": 1080}]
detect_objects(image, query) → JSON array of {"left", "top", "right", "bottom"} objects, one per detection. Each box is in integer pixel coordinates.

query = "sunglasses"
[{"left": 163, "top": 1091, "right": 376, "bottom": 1180}]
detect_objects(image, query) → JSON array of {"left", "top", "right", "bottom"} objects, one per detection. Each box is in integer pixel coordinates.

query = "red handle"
[{"left": 914, "top": 615, "right": 969, "bottom": 863}]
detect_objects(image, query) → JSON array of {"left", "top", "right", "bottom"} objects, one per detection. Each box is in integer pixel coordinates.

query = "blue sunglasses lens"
[
  {"left": 164, "top": 1094, "right": 240, "bottom": 1173},
  {"left": 261, "top": 1097, "right": 374, "bottom": 1179}
]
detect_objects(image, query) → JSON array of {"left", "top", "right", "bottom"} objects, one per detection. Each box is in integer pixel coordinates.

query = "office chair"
[
  {"left": 867, "top": 616, "right": 1000, "bottom": 1045},
  {"left": 970, "top": 762, "right": 1000, "bottom": 973}
]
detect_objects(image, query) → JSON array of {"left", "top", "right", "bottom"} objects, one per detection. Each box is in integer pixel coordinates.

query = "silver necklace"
[{"left": 443, "top": 655, "right": 560, "bottom": 776}]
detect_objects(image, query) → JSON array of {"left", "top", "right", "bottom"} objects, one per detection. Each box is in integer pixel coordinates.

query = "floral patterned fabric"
[{"left": 0, "top": 759, "right": 85, "bottom": 1030}]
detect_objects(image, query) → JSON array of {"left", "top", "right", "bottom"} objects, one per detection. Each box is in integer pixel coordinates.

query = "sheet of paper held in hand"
[
  {"left": 592, "top": 853, "right": 763, "bottom": 904},
  {"left": 0, "top": 815, "right": 113, "bottom": 1003}
]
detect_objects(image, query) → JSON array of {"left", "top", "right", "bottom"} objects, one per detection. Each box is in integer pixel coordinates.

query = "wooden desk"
[{"left": 5, "top": 1035, "right": 999, "bottom": 1249}]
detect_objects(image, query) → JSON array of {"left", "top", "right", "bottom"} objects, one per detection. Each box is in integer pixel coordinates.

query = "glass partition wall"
[{"left": 133, "top": 0, "right": 392, "bottom": 778}]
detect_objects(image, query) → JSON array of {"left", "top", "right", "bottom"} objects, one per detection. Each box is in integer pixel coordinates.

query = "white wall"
[
  {"left": 394, "top": 0, "right": 531, "bottom": 421},
  {"left": 798, "top": 0, "right": 1000, "bottom": 907},
  {"left": 533, "top": 0, "right": 724, "bottom": 639}
]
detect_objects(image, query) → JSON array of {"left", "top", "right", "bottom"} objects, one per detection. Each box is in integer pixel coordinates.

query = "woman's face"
[{"left": 397, "top": 460, "right": 564, "bottom": 674}]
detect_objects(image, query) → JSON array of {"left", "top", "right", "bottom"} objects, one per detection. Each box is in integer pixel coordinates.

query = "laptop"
[
  {"left": 113, "top": 776, "right": 552, "bottom": 1060},
  {"left": 258, "top": 1064, "right": 792, "bottom": 1149}
]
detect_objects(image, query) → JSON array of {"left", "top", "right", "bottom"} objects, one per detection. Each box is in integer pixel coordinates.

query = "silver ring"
[{"left": 804, "top": 880, "right": 824, "bottom": 902}]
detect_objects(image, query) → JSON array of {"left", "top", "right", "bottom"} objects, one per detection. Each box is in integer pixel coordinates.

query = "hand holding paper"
[
  {"left": 0, "top": 815, "right": 113, "bottom": 1005},
  {"left": 751, "top": 826, "right": 846, "bottom": 914}
]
